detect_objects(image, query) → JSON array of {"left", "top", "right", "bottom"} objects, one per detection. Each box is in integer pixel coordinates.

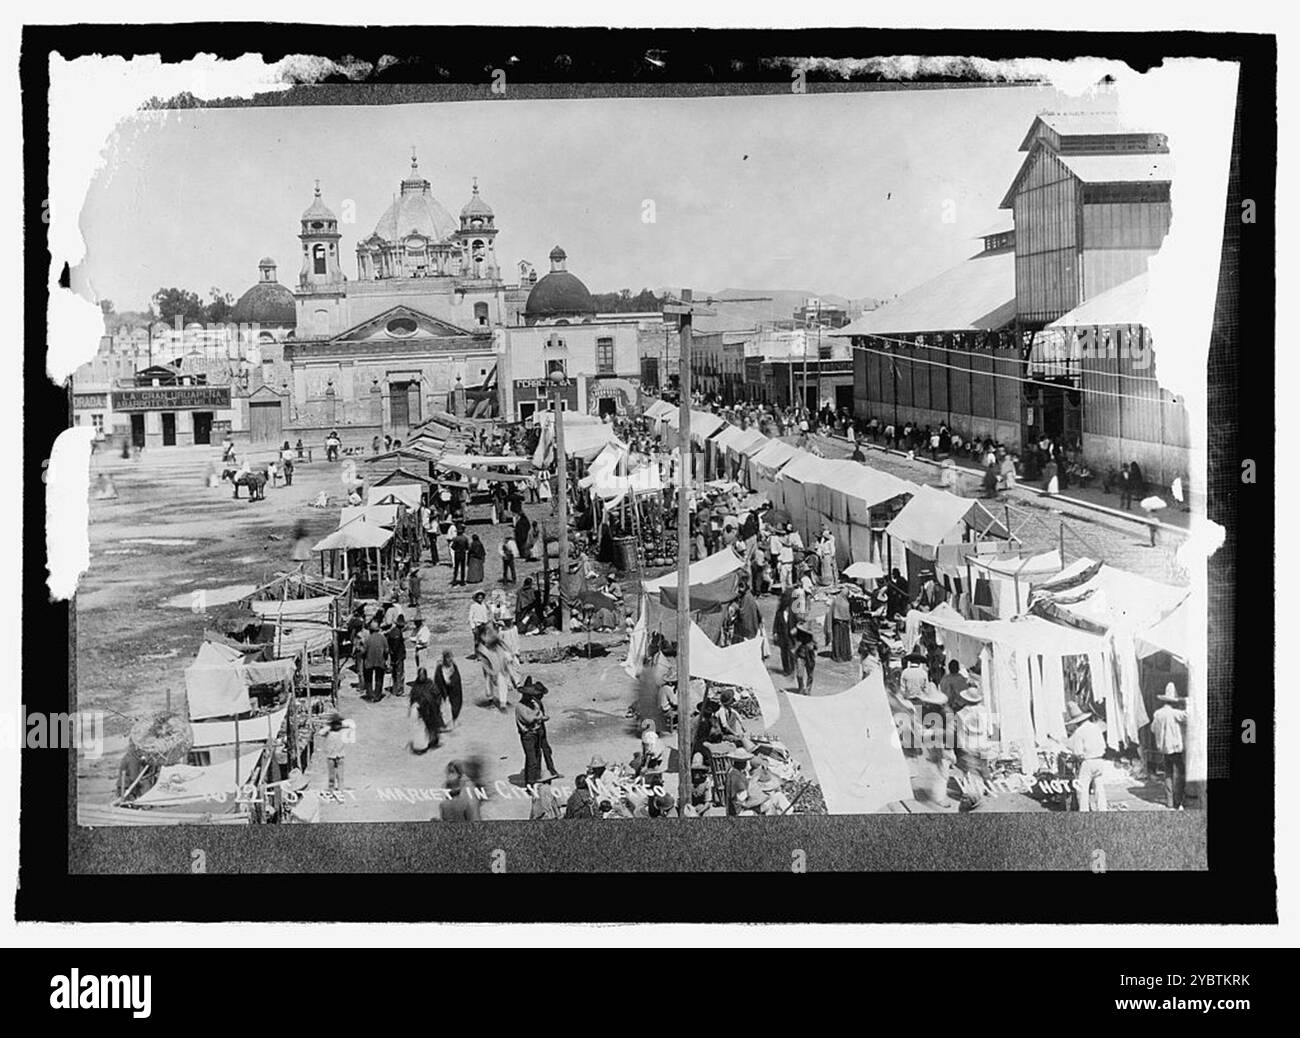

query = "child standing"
[
  {"left": 794, "top": 624, "right": 817, "bottom": 694},
  {"left": 319, "top": 712, "right": 353, "bottom": 792}
]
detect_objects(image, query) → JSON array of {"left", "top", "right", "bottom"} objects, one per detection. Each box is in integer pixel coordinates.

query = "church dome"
[
  {"left": 302, "top": 183, "right": 336, "bottom": 223},
  {"left": 524, "top": 246, "right": 597, "bottom": 321},
  {"left": 371, "top": 152, "right": 456, "bottom": 243},
  {"left": 461, "top": 179, "right": 494, "bottom": 219},
  {"left": 232, "top": 259, "right": 296, "bottom": 326}
]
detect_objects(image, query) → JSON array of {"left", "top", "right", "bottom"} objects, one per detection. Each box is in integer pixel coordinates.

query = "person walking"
[
  {"left": 318, "top": 711, "right": 351, "bottom": 791},
  {"left": 773, "top": 588, "right": 797, "bottom": 676},
  {"left": 825, "top": 588, "right": 853, "bottom": 662},
  {"left": 466, "top": 533, "right": 487, "bottom": 584},
  {"left": 451, "top": 528, "right": 470, "bottom": 585},
  {"left": 1149, "top": 683, "right": 1188, "bottom": 809},
  {"left": 433, "top": 649, "right": 463, "bottom": 732},
  {"left": 386, "top": 617, "right": 408, "bottom": 698},
  {"left": 439, "top": 761, "right": 482, "bottom": 822},
  {"left": 346, "top": 605, "right": 367, "bottom": 691},
  {"left": 500, "top": 534, "right": 518, "bottom": 585},
  {"left": 515, "top": 680, "right": 547, "bottom": 786},
  {"left": 1064, "top": 701, "right": 1108, "bottom": 812},
  {"left": 407, "top": 567, "right": 422, "bottom": 609},
  {"left": 361, "top": 621, "right": 389, "bottom": 702},
  {"left": 793, "top": 623, "right": 817, "bottom": 694},
  {"left": 407, "top": 666, "right": 441, "bottom": 753},
  {"left": 279, "top": 441, "right": 295, "bottom": 486},
  {"left": 477, "top": 625, "right": 515, "bottom": 712},
  {"left": 468, "top": 591, "right": 490, "bottom": 655}
]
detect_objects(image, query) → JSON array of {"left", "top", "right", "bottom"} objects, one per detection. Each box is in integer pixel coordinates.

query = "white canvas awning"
[
  {"left": 687, "top": 623, "right": 780, "bottom": 730},
  {"left": 644, "top": 547, "right": 745, "bottom": 591},
  {"left": 339, "top": 504, "right": 400, "bottom": 528},
  {"left": 783, "top": 668, "right": 913, "bottom": 814},
  {"left": 312, "top": 518, "right": 394, "bottom": 552},
  {"left": 885, "top": 486, "right": 1005, "bottom": 555}
]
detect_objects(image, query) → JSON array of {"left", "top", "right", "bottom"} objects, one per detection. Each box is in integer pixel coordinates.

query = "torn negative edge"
[{"left": 44, "top": 53, "right": 310, "bottom": 602}]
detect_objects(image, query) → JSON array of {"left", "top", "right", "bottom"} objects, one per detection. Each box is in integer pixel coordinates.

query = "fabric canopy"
[
  {"left": 783, "top": 668, "right": 913, "bottom": 814},
  {"left": 687, "top": 623, "right": 780, "bottom": 730},
  {"left": 251, "top": 596, "right": 333, "bottom": 623},
  {"left": 643, "top": 399, "right": 676, "bottom": 420},
  {"left": 439, "top": 453, "right": 531, "bottom": 468},
  {"left": 644, "top": 547, "right": 746, "bottom": 591},
  {"left": 190, "top": 706, "right": 289, "bottom": 749},
  {"left": 1031, "top": 558, "right": 1187, "bottom": 635},
  {"left": 729, "top": 428, "right": 770, "bottom": 457},
  {"left": 885, "top": 486, "right": 1005, "bottom": 555},
  {"left": 366, "top": 483, "right": 423, "bottom": 509},
  {"left": 312, "top": 519, "right": 393, "bottom": 552},
  {"left": 967, "top": 549, "right": 1063, "bottom": 578},
  {"left": 1135, "top": 600, "right": 1191, "bottom": 662},
  {"left": 921, "top": 602, "right": 1105, "bottom": 657},
  {"left": 711, "top": 425, "right": 746, "bottom": 452},
  {"left": 185, "top": 642, "right": 252, "bottom": 720},
  {"left": 339, "top": 504, "right": 399, "bottom": 528},
  {"left": 749, "top": 438, "right": 801, "bottom": 475},
  {"left": 135, "top": 748, "right": 267, "bottom": 805}
]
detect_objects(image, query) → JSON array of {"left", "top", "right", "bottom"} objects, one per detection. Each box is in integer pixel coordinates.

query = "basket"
[{"left": 128, "top": 711, "right": 194, "bottom": 768}]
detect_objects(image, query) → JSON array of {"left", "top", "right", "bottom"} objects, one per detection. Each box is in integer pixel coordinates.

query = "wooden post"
[
  {"left": 1059, "top": 520, "right": 1066, "bottom": 568},
  {"left": 675, "top": 295, "right": 695, "bottom": 812},
  {"left": 234, "top": 713, "right": 242, "bottom": 786},
  {"left": 554, "top": 386, "right": 571, "bottom": 631}
]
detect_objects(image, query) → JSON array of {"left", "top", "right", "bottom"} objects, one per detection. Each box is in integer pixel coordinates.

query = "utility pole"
[
  {"left": 814, "top": 297, "right": 823, "bottom": 415},
  {"left": 661, "top": 290, "right": 765, "bottom": 812},
  {"left": 546, "top": 332, "right": 571, "bottom": 630}
]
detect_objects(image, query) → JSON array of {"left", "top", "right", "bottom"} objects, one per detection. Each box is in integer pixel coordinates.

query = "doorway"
[
  {"left": 597, "top": 396, "right": 617, "bottom": 419},
  {"left": 249, "top": 401, "right": 283, "bottom": 444},
  {"left": 130, "top": 413, "right": 145, "bottom": 448},
  {"left": 193, "top": 411, "right": 213, "bottom": 445},
  {"left": 835, "top": 384, "right": 854, "bottom": 413},
  {"left": 161, "top": 412, "right": 176, "bottom": 446},
  {"left": 518, "top": 401, "right": 536, "bottom": 423}
]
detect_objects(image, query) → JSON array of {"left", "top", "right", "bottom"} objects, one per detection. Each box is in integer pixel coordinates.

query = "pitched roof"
[{"left": 830, "top": 251, "right": 1015, "bottom": 337}]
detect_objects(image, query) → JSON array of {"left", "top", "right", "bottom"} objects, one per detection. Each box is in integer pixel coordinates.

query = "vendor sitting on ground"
[{"left": 589, "top": 570, "right": 625, "bottom": 631}]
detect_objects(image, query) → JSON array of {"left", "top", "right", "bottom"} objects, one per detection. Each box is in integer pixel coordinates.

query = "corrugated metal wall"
[
  {"left": 1013, "top": 150, "right": 1082, "bottom": 324},
  {"left": 851, "top": 334, "right": 1020, "bottom": 431},
  {"left": 1081, "top": 200, "right": 1171, "bottom": 298}
]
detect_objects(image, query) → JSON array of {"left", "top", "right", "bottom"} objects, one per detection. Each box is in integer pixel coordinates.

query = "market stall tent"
[
  {"left": 687, "top": 622, "right": 780, "bottom": 729},
  {"left": 783, "top": 668, "right": 913, "bottom": 814},
  {"left": 747, "top": 438, "right": 801, "bottom": 497}
]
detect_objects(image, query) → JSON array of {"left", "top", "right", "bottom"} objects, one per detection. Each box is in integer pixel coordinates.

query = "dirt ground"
[{"left": 76, "top": 439, "right": 1172, "bottom": 820}]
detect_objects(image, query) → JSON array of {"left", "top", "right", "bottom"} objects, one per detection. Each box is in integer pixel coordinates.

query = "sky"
[{"left": 78, "top": 84, "right": 1115, "bottom": 313}]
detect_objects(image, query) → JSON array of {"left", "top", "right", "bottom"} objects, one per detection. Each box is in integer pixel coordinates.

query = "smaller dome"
[
  {"left": 232, "top": 259, "right": 296, "bottom": 326},
  {"left": 302, "top": 181, "right": 336, "bottom": 223},
  {"left": 258, "top": 256, "right": 276, "bottom": 267},
  {"left": 525, "top": 246, "right": 596, "bottom": 320},
  {"left": 461, "top": 178, "right": 494, "bottom": 219}
]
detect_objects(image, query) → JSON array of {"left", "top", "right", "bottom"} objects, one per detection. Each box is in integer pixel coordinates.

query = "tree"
[
  {"left": 151, "top": 287, "right": 205, "bottom": 326},
  {"left": 204, "top": 287, "right": 235, "bottom": 325}
]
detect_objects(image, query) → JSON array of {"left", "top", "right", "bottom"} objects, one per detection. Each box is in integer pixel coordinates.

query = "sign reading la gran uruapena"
[{"left": 111, "top": 386, "right": 232, "bottom": 411}]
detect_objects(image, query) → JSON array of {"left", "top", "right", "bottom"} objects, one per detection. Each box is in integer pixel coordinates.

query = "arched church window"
[
  {"left": 474, "top": 302, "right": 489, "bottom": 327},
  {"left": 313, "top": 244, "right": 327, "bottom": 275}
]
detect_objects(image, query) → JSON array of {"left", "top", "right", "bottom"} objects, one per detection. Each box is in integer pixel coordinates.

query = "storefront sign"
[
  {"left": 112, "top": 386, "right": 231, "bottom": 411},
  {"left": 72, "top": 393, "right": 109, "bottom": 410},
  {"left": 515, "top": 377, "right": 571, "bottom": 388}
]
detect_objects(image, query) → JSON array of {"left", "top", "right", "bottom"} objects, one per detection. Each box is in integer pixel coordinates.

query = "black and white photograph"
[{"left": 8, "top": 9, "right": 1285, "bottom": 958}]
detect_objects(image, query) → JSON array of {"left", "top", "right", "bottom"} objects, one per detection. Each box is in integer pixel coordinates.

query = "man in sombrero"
[
  {"left": 1149, "top": 682, "right": 1188, "bottom": 810},
  {"left": 1064, "top": 701, "right": 1108, "bottom": 812}
]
